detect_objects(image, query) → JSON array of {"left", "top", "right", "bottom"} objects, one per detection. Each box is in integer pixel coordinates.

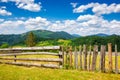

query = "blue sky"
[{"left": 0, "top": 0, "right": 120, "bottom": 36}]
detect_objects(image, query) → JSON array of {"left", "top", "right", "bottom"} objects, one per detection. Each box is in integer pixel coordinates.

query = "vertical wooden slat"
[
  {"left": 61, "top": 46, "right": 64, "bottom": 67},
  {"left": 115, "top": 44, "right": 118, "bottom": 74},
  {"left": 88, "top": 45, "right": 92, "bottom": 71},
  {"left": 83, "top": 45, "right": 87, "bottom": 70},
  {"left": 65, "top": 47, "right": 69, "bottom": 65},
  {"left": 100, "top": 45, "right": 106, "bottom": 72},
  {"left": 79, "top": 45, "right": 82, "bottom": 69},
  {"left": 74, "top": 46, "right": 78, "bottom": 69},
  {"left": 69, "top": 46, "right": 73, "bottom": 67},
  {"left": 108, "top": 43, "right": 113, "bottom": 72},
  {"left": 91, "top": 45, "right": 98, "bottom": 71}
]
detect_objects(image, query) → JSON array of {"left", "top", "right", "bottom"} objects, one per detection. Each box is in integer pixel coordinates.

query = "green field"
[{"left": 0, "top": 64, "right": 120, "bottom": 80}]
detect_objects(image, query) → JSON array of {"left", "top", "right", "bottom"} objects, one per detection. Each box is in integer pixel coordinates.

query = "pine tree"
[{"left": 26, "top": 32, "right": 36, "bottom": 47}]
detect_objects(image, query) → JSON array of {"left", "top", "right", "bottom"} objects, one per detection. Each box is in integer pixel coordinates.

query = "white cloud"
[
  {"left": 0, "top": 15, "right": 120, "bottom": 36},
  {"left": 0, "top": 7, "right": 12, "bottom": 16},
  {"left": 1, "top": 0, "right": 42, "bottom": 12},
  {"left": 0, "top": 19, "right": 4, "bottom": 22},
  {"left": 70, "top": 2, "right": 78, "bottom": 8},
  {"left": 73, "top": 3, "right": 120, "bottom": 15}
]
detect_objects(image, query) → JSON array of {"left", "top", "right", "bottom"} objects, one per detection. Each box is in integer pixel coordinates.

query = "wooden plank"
[
  {"left": 79, "top": 45, "right": 82, "bottom": 69},
  {"left": 83, "top": 45, "right": 87, "bottom": 70},
  {"left": 0, "top": 61, "right": 59, "bottom": 69},
  {"left": 108, "top": 43, "right": 113, "bottom": 72},
  {"left": 74, "top": 47, "right": 78, "bottom": 69},
  {"left": 0, "top": 52, "right": 60, "bottom": 56},
  {"left": 100, "top": 45, "right": 106, "bottom": 72},
  {"left": 115, "top": 44, "right": 118, "bottom": 74},
  {"left": 91, "top": 45, "right": 98, "bottom": 71},
  {"left": 88, "top": 45, "right": 92, "bottom": 71},
  {"left": 0, "top": 46, "right": 60, "bottom": 51},
  {"left": 0, "top": 58, "right": 62, "bottom": 62}
]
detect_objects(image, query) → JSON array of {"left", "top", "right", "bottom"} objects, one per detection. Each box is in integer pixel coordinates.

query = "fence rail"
[{"left": 0, "top": 46, "right": 63, "bottom": 69}]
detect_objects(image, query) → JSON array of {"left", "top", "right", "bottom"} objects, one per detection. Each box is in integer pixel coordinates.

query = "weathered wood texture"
[
  {"left": 0, "top": 52, "right": 60, "bottom": 56},
  {"left": 83, "top": 45, "right": 87, "bottom": 70},
  {"left": 108, "top": 43, "right": 113, "bottom": 72},
  {"left": 91, "top": 45, "right": 98, "bottom": 71},
  {"left": 69, "top": 46, "right": 73, "bottom": 67},
  {"left": 79, "top": 45, "right": 82, "bottom": 69},
  {"left": 100, "top": 45, "right": 106, "bottom": 72},
  {"left": 88, "top": 45, "right": 92, "bottom": 71},
  {"left": 115, "top": 44, "right": 118, "bottom": 74},
  {"left": 0, "top": 46, "right": 63, "bottom": 69},
  {"left": 74, "top": 47, "right": 78, "bottom": 69},
  {"left": 0, "top": 46, "right": 60, "bottom": 51}
]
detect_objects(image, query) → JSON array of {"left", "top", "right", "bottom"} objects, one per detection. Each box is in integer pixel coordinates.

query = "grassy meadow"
[
  {"left": 0, "top": 64, "right": 120, "bottom": 80},
  {"left": 0, "top": 53, "right": 120, "bottom": 80}
]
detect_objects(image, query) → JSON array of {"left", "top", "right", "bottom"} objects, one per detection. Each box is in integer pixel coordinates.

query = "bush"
[{"left": 0, "top": 43, "right": 9, "bottom": 48}]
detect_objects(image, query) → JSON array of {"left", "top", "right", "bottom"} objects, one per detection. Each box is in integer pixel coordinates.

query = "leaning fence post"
[
  {"left": 115, "top": 44, "right": 118, "bottom": 74},
  {"left": 74, "top": 46, "right": 78, "bottom": 69},
  {"left": 100, "top": 45, "right": 106, "bottom": 72},
  {"left": 88, "top": 45, "right": 92, "bottom": 71},
  {"left": 91, "top": 45, "right": 98, "bottom": 71},
  {"left": 79, "top": 45, "right": 82, "bottom": 69},
  {"left": 83, "top": 45, "right": 87, "bottom": 70},
  {"left": 108, "top": 43, "right": 113, "bottom": 73}
]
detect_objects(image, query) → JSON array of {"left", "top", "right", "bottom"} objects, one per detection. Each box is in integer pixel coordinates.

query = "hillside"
[{"left": 0, "top": 30, "right": 74, "bottom": 45}]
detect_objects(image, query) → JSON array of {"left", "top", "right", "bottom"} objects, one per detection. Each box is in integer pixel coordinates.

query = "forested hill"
[{"left": 0, "top": 30, "right": 75, "bottom": 45}]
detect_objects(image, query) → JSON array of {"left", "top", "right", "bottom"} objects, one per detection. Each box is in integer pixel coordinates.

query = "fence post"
[
  {"left": 115, "top": 44, "right": 118, "bottom": 74},
  {"left": 100, "top": 45, "right": 106, "bottom": 72},
  {"left": 59, "top": 47, "right": 63, "bottom": 68},
  {"left": 74, "top": 46, "right": 78, "bottom": 69},
  {"left": 69, "top": 46, "right": 73, "bottom": 67},
  {"left": 88, "top": 45, "right": 92, "bottom": 71},
  {"left": 79, "top": 45, "right": 82, "bottom": 69},
  {"left": 65, "top": 47, "right": 69, "bottom": 65},
  {"left": 108, "top": 43, "right": 113, "bottom": 73},
  {"left": 83, "top": 45, "right": 87, "bottom": 70},
  {"left": 61, "top": 46, "right": 64, "bottom": 67},
  {"left": 91, "top": 45, "right": 98, "bottom": 71}
]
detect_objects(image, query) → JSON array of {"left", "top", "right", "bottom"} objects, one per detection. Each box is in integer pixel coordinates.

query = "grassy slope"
[{"left": 0, "top": 64, "right": 120, "bottom": 80}]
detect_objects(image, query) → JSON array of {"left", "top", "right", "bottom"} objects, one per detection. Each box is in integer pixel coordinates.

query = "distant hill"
[
  {"left": 72, "top": 34, "right": 80, "bottom": 37},
  {"left": 92, "top": 33, "right": 109, "bottom": 37},
  {"left": 0, "top": 30, "right": 74, "bottom": 45}
]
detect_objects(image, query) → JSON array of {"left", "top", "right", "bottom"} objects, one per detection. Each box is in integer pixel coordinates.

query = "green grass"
[{"left": 0, "top": 64, "right": 120, "bottom": 80}]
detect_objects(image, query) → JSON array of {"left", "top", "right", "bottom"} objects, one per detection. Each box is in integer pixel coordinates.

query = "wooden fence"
[
  {"left": 0, "top": 43, "right": 119, "bottom": 74},
  {"left": 0, "top": 46, "right": 63, "bottom": 69},
  {"left": 64, "top": 43, "right": 119, "bottom": 74}
]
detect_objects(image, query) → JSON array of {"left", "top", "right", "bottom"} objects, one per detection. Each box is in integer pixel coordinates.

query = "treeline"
[
  {"left": 0, "top": 33, "right": 120, "bottom": 51},
  {"left": 71, "top": 35, "right": 120, "bottom": 51}
]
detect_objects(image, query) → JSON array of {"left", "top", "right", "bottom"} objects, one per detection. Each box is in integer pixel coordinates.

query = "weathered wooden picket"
[
  {"left": 64, "top": 43, "right": 119, "bottom": 74},
  {"left": 0, "top": 46, "right": 63, "bottom": 69}
]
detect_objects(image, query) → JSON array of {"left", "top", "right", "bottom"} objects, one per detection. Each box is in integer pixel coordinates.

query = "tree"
[{"left": 25, "top": 32, "right": 36, "bottom": 47}]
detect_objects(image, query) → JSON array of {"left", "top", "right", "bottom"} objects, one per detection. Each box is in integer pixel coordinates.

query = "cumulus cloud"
[
  {"left": 1, "top": 0, "right": 42, "bottom": 12},
  {"left": 0, "top": 15, "right": 120, "bottom": 35},
  {"left": 73, "top": 3, "right": 120, "bottom": 15},
  {"left": 0, "top": 7, "right": 12, "bottom": 16}
]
